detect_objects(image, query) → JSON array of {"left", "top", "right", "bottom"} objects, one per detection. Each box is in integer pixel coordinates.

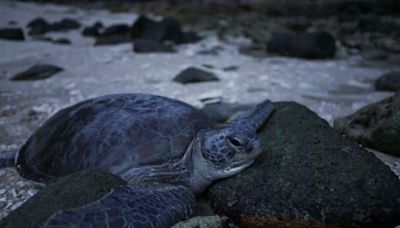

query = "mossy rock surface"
[
  {"left": 0, "top": 170, "right": 126, "bottom": 228},
  {"left": 209, "top": 102, "right": 400, "bottom": 227}
]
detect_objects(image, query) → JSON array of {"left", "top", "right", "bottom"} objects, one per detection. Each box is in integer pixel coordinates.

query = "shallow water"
[{"left": 0, "top": 0, "right": 399, "bottom": 221}]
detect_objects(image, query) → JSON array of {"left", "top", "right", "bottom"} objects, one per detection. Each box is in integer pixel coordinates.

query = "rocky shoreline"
[{"left": 0, "top": 0, "right": 399, "bottom": 227}]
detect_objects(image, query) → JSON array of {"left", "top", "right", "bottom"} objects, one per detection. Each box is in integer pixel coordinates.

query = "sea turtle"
[{"left": 2, "top": 93, "right": 274, "bottom": 227}]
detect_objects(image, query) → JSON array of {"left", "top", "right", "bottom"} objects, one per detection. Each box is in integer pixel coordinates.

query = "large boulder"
[
  {"left": 266, "top": 31, "right": 336, "bottom": 59},
  {"left": 11, "top": 64, "right": 63, "bottom": 80},
  {"left": 334, "top": 93, "right": 400, "bottom": 156},
  {"left": 375, "top": 71, "right": 400, "bottom": 92},
  {"left": 0, "top": 171, "right": 126, "bottom": 228},
  {"left": 131, "top": 15, "right": 199, "bottom": 44},
  {"left": 0, "top": 28, "right": 25, "bottom": 41},
  {"left": 209, "top": 102, "right": 400, "bottom": 227},
  {"left": 173, "top": 67, "right": 219, "bottom": 84}
]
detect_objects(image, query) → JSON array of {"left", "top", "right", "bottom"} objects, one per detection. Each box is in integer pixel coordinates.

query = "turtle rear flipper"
[
  {"left": 0, "top": 149, "right": 17, "bottom": 168},
  {"left": 44, "top": 184, "right": 196, "bottom": 228}
]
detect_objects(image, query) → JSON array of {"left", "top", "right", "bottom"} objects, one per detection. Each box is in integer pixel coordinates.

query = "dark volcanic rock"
[
  {"left": 95, "top": 35, "right": 132, "bottom": 45},
  {"left": 375, "top": 71, "right": 400, "bottom": 92},
  {"left": 334, "top": 93, "right": 400, "bottom": 156},
  {"left": 27, "top": 17, "right": 80, "bottom": 35},
  {"left": 155, "top": 18, "right": 184, "bottom": 44},
  {"left": 0, "top": 28, "right": 25, "bottom": 41},
  {"left": 209, "top": 102, "right": 400, "bottom": 227},
  {"left": 82, "top": 21, "right": 103, "bottom": 37},
  {"left": 131, "top": 15, "right": 199, "bottom": 44},
  {"left": 131, "top": 15, "right": 157, "bottom": 39},
  {"left": 102, "top": 24, "right": 130, "bottom": 37},
  {"left": 173, "top": 67, "right": 219, "bottom": 84},
  {"left": 51, "top": 18, "right": 81, "bottom": 31},
  {"left": 11, "top": 64, "right": 63, "bottom": 80},
  {"left": 27, "top": 17, "right": 51, "bottom": 35},
  {"left": 133, "top": 39, "right": 175, "bottom": 53},
  {"left": 95, "top": 24, "right": 132, "bottom": 45},
  {"left": 266, "top": 31, "right": 336, "bottom": 59},
  {"left": 0, "top": 171, "right": 126, "bottom": 228}
]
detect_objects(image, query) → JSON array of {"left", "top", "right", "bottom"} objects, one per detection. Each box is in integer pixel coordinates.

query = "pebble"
[
  {"left": 27, "top": 189, "right": 37, "bottom": 197},
  {"left": 0, "top": 189, "right": 5, "bottom": 195}
]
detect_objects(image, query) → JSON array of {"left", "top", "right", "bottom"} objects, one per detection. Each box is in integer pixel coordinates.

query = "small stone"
[
  {"left": 11, "top": 64, "right": 63, "bottom": 81},
  {"left": 173, "top": 67, "right": 219, "bottom": 84},
  {"left": 27, "top": 18, "right": 80, "bottom": 35},
  {"left": 0, "top": 189, "right": 6, "bottom": 195},
  {"left": 27, "top": 17, "right": 51, "bottom": 35},
  {"left": 51, "top": 18, "right": 81, "bottom": 31},
  {"left": 0, "top": 28, "right": 25, "bottom": 41},
  {"left": 82, "top": 21, "right": 103, "bottom": 37},
  {"left": 27, "top": 189, "right": 37, "bottom": 197}
]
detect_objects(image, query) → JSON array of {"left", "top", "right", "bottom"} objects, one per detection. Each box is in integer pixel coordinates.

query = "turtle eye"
[{"left": 227, "top": 136, "right": 242, "bottom": 147}]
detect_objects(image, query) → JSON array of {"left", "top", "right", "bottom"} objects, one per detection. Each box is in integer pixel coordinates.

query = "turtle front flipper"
[{"left": 44, "top": 183, "right": 196, "bottom": 228}]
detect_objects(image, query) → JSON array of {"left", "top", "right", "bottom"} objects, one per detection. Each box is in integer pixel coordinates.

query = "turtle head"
[{"left": 190, "top": 100, "right": 274, "bottom": 193}]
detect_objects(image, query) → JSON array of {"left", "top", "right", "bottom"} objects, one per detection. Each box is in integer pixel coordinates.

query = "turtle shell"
[{"left": 16, "top": 94, "right": 213, "bottom": 182}]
